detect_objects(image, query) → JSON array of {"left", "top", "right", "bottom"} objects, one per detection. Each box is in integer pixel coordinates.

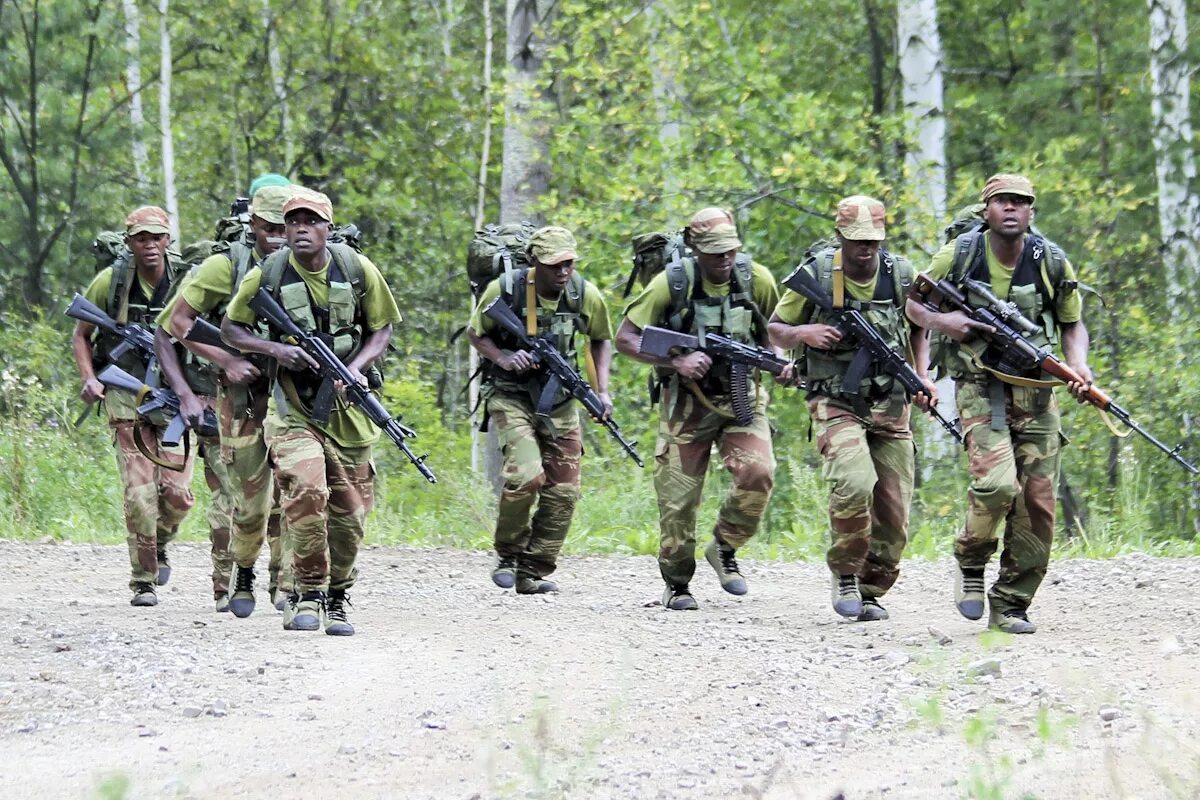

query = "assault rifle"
[
  {"left": 183, "top": 317, "right": 250, "bottom": 357},
  {"left": 246, "top": 289, "right": 437, "bottom": 484},
  {"left": 638, "top": 325, "right": 791, "bottom": 426},
  {"left": 482, "top": 297, "right": 644, "bottom": 468},
  {"left": 66, "top": 293, "right": 158, "bottom": 369},
  {"left": 782, "top": 267, "right": 964, "bottom": 444},
  {"left": 912, "top": 273, "right": 1199, "bottom": 475},
  {"left": 97, "top": 364, "right": 218, "bottom": 470}
]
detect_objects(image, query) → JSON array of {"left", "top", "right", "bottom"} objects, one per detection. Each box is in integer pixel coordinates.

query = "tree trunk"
[
  {"left": 262, "top": 0, "right": 294, "bottom": 174},
  {"left": 122, "top": 0, "right": 150, "bottom": 193},
  {"left": 897, "top": 0, "right": 947, "bottom": 230},
  {"left": 647, "top": 0, "right": 682, "bottom": 217},
  {"left": 499, "top": 0, "right": 551, "bottom": 227},
  {"left": 158, "top": 0, "right": 179, "bottom": 242},
  {"left": 470, "top": 0, "right": 496, "bottom": 474}
]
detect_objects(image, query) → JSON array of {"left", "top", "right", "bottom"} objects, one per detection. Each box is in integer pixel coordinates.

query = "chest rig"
[
  {"left": 484, "top": 267, "right": 589, "bottom": 409},
  {"left": 802, "top": 248, "right": 912, "bottom": 404},
  {"left": 96, "top": 258, "right": 176, "bottom": 380}
]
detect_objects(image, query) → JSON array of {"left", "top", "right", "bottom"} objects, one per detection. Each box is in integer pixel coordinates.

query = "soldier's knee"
[
  {"left": 734, "top": 462, "right": 774, "bottom": 494},
  {"left": 972, "top": 473, "right": 1020, "bottom": 508},
  {"left": 505, "top": 470, "right": 546, "bottom": 497},
  {"left": 832, "top": 472, "right": 876, "bottom": 508}
]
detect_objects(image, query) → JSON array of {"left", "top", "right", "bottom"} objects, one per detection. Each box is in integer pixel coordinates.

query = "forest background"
[{"left": 2, "top": 0, "right": 1199, "bottom": 563}]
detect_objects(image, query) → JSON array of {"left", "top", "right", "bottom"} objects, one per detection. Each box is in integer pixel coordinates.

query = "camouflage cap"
[
  {"left": 124, "top": 206, "right": 171, "bottom": 236},
  {"left": 248, "top": 172, "right": 290, "bottom": 197},
  {"left": 835, "top": 195, "right": 886, "bottom": 241},
  {"left": 282, "top": 187, "right": 333, "bottom": 222},
  {"left": 527, "top": 226, "right": 577, "bottom": 265},
  {"left": 687, "top": 207, "right": 742, "bottom": 254},
  {"left": 981, "top": 173, "right": 1036, "bottom": 204},
  {"left": 250, "top": 184, "right": 296, "bottom": 225}
]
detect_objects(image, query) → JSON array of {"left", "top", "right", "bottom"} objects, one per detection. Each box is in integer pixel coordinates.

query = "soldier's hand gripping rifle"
[
  {"left": 637, "top": 325, "right": 792, "bottom": 426},
  {"left": 481, "top": 297, "right": 644, "bottom": 468},
  {"left": 912, "top": 273, "right": 1199, "bottom": 475},
  {"left": 96, "top": 364, "right": 218, "bottom": 470},
  {"left": 782, "top": 267, "right": 965, "bottom": 444},
  {"left": 247, "top": 289, "right": 437, "bottom": 484},
  {"left": 65, "top": 293, "right": 161, "bottom": 427}
]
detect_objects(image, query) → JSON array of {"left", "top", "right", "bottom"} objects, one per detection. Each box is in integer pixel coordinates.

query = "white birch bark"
[
  {"left": 499, "top": 0, "right": 550, "bottom": 225},
  {"left": 122, "top": 0, "right": 150, "bottom": 193},
  {"left": 158, "top": 0, "right": 179, "bottom": 242},
  {"left": 262, "top": 0, "right": 294, "bottom": 173},
  {"left": 470, "top": 0, "right": 495, "bottom": 474},
  {"left": 1148, "top": 0, "right": 1200, "bottom": 311},
  {"left": 897, "top": 0, "right": 947, "bottom": 231},
  {"left": 647, "top": 0, "right": 681, "bottom": 217}
]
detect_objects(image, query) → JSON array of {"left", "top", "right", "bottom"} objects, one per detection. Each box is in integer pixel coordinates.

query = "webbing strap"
[
  {"left": 832, "top": 250, "right": 845, "bottom": 309},
  {"left": 525, "top": 268, "right": 538, "bottom": 337}
]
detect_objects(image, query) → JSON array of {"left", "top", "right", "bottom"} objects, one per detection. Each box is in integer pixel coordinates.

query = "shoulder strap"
[
  {"left": 665, "top": 257, "right": 692, "bottom": 330},
  {"left": 888, "top": 252, "right": 914, "bottom": 309},
  {"left": 108, "top": 257, "right": 132, "bottom": 323},
  {"left": 327, "top": 243, "right": 365, "bottom": 297},
  {"left": 562, "top": 271, "right": 584, "bottom": 313}
]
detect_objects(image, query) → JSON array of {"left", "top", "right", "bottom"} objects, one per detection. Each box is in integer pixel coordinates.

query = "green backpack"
[
  {"left": 91, "top": 231, "right": 130, "bottom": 273},
  {"left": 466, "top": 221, "right": 535, "bottom": 299},
  {"left": 623, "top": 229, "right": 688, "bottom": 297}
]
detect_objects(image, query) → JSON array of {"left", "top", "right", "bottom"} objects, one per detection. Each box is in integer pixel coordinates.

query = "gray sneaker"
[
  {"left": 229, "top": 564, "right": 256, "bottom": 619},
  {"left": 704, "top": 539, "right": 748, "bottom": 595},
  {"left": 492, "top": 556, "right": 518, "bottom": 589},
  {"left": 988, "top": 609, "right": 1037, "bottom": 634},
  {"left": 831, "top": 573, "right": 863, "bottom": 618},
  {"left": 290, "top": 591, "right": 324, "bottom": 631},
  {"left": 515, "top": 577, "right": 558, "bottom": 594},
  {"left": 955, "top": 566, "right": 986, "bottom": 620},
  {"left": 857, "top": 597, "right": 889, "bottom": 622},
  {"left": 324, "top": 590, "right": 355, "bottom": 636},
  {"left": 662, "top": 584, "right": 699, "bottom": 611},
  {"left": 131, "top": 583, "right": 158, "bottom": 607}
]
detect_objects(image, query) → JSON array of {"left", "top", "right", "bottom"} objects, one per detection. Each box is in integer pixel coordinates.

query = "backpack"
[
  {"left": 466, "top": 221, "right": 535, "bottom": 299},
  {"left": 624, "top": 229, "right": 688, "bottom": 297},
  {"left": 91, "top": 231, "right": 129, "bottom": 273}
]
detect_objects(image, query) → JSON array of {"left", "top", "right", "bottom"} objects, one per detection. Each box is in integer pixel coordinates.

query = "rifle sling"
[{"left": 132, "top": 422, "right": 189, "bottom": 472}]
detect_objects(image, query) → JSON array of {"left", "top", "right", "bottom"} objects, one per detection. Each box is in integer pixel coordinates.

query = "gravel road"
[{"left": 1, "top": 540, "right": 1198, "bottom": 799}]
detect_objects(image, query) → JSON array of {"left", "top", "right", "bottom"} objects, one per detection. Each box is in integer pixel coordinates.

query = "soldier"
[
  {"left": 768, "top": 196, "right": 935, "bottom": 621},
  {"left": 221, "top": 187, "right": 401, "bottom": 635},
  {"left": 906, "top": 174, "right": 1092, "bottom": 634},
  {"left": 70, "top": 206, "right": 195, "bottom": 607},
  {"left": 615, "top": 208, "right": 779, "bottom": 610},
  {"left": 160, "top": 183, "right": 297, "bottom": 616},
  {"left": 467, "top": 226, "right": 614, "bottom": 594}
]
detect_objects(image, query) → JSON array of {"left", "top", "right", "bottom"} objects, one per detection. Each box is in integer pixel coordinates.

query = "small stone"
[
  {"left": 1159, "top": 636, "right": 1182, "bottom": 657},
  {"left": 18, "top": 720, "right": 38, "bottom": 733},
  {"left": 308, "top": 694, "right": 324, "bottom": 701},
  {"left": 181, "top": 706, "right": 203, "bottom": 718},
  {"left": 928, "top": 626, "right": 953, "bottom": 646},
  {"left": 138, "top": 729, "right": 158, "bottom": 738},
  {"left": 448, "top": 570, "right": 464, "bottom": 579},
  {"left": 338, "top": 744, "right": 357, "bottom": 755},
  {"left": 53, "top": 643, "right": 71, "bottom": 653},
  {"left": 967, "top": 659, "right": 1002, "bottom": 678},
  {"left": 1098, "top": 707, "right": 1122, "bottom": 722},
  {"left": 49, "top": 630, "right": 66, "bottom": 639},
  {"left": 771, "top": 718, "right": 789, "bottom": 729}
]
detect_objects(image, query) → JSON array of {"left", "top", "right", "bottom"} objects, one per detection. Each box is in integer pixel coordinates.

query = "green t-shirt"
[
  {"left": 156, "top": 248, "right": 265, "bottom": 336},
  {"left": 926, "top": 232, "right": 1081, "bottom": 324},
  {"left": 622, "top": 261, "right": 779, "bottom": 330},
  {"left": 83, "top": 266, "right": 159, "bottom": 422},
  {"left": 469, "top": 276, "right": 613, "bottom": 341},
  {"left": 225, "top": 250, "right": 403, "bottom": 448},
  {"left": 774, "top": 254, "right": 880, "bottom": 326}
]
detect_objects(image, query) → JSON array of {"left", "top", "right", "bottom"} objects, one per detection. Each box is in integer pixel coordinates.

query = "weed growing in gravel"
[{"left": 92, "top": 771, "right": 131, "bottom": 800}]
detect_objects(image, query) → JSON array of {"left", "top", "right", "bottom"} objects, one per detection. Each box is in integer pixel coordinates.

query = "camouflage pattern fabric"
[
  {"left": 219, "top": 381, "right": 288, "bottom": 593},
  {"left": 487, "top": 392, "right": 582, "bottom": 579},
  {"left": 110, "top": 421, "right": 196, "bottom": 589},
  {"left": 197, "top": 436, "right": 234, "bottom": 597},
  {"left": 653, "top": 386, "right": 775, "bottom": 586},
  {"left": 809, "top": 394, "right": 914, "bottom": 598},
  {"left": 265, "top": 418, "right": 374, "bottom": 594},
  {"left": 954, "top": 379, "right": 1061, "bottom": 615}
]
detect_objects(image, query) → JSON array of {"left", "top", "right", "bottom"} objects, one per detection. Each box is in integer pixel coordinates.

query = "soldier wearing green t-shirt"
[
  {"left": 769, "top": 196, "right": 935, "bottom": 622},
  {"left": 158, "top": 183, "right": 297, "bottom": 616},
  {"left": 906, "top": 174, "right": 1093, "bottom": 634},
  {"left": 70, "top": 206, "right": 196, "bottom": 607},
  {"left": 616, "top": 208, "right": 780, "bottom": 611},
  {"left": 468, "top": 226, "right": 614, "bottom": 594},
  {"left": 221, "top": 187, "right": 402, "bottom": 636}
]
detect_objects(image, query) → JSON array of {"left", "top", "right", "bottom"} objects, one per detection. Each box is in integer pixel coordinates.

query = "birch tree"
[
  {"left": 470, "top": 0, "right": 495, "bottom": 473},
  {"left": 499, "top": 0, "right": 551, "bottom": 226},
  {"left": 262, "top": 0, "right": 293, "bottom": 174},
  {"left": 158, "top": 0, "right": 179, "bottom": 241},
  {"left": 1147, "top": 0, "right": 1199, "bottom": 311},
  {"left": 122, "top": 0, "right": 150, "bottom": 193},
  {"left": 897, "top": 0, "right": 946, "bottom": 235}
]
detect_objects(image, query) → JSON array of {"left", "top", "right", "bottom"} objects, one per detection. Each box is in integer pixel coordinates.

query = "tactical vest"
[
  {"left": 259, "top": 243, "right": 369, "bottom": 411},
  {"left": 483, "top": 268, "right": 588, "bottom": 407},
  {"left": 657, "top": 255, "right": 768, "bottom": 397},
  {"left": 935, "top": 230, "right": 1070, "bottom": 381},
  {"left": 94, "top": 256, "right": 179, "bottom": 379},
  {"left": 174, "top": 237, "right": 261, "bottom": 397},
  {"left": 801, "top": 247, "right": 913, "bottom": 399}
]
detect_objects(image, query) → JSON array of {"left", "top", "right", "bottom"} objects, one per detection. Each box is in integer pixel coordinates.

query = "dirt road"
[{"left": 1, "top": 540, "right": 1197, "bottom": 799}]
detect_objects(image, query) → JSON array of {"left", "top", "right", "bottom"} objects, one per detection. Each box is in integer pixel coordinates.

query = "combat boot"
[
  {"left": 492, "top": 555, "right": 518, "bottom": 589},
  {"left": 271, "top": 587, "right": 288, "bottom": 612},
  {"left": 281, "top": 592, "right": 300, "bottom": 630},
  {"left": 516, "top": 577, "right": 558, "bottom": 594},
  {"left": 704, "top": 538, "right": 748, "bottom": 596},
  {"left": 857, "top": 597, "right": 889, "bottom": 621},
  {"left": 831, "top": 573, "right": 863, "bottom": 618},
  {"left": 662, "top": 583, "right": 699, "bottom": 611},
  {"left": 229, "top": 564, "right": 256, "bottom": 619},
  {"left": 214, "top": 592, "right": 230, "bottom": 613},
  {"left": 955, "top": 565, "right": 986, "bottom": 620},
  {"left": 988, "top": 608, "right": 1037, "bottom": 634},
  {"left": 290, "top": 591, "right": 325, "bottom": 632},
  {"left": 325, "top": 589, "right": 355, "bottom": 636},
  {"left": 130, "top": 583, "right": 158, "bottom": 607},
  {"left": 155, "top": 547, "right": 171, "bottom": 586}
]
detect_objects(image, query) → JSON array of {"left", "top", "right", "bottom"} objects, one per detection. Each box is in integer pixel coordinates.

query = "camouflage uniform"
[{"left": 925, "top": 174, "right": 1085, "bottom": 619}]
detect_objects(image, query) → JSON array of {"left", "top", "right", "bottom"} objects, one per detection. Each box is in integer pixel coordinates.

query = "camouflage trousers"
[
  {"left": 198, "top": 435, "right": 234, "bottom": 598},
  {"left": 218, "top": 382, "right": 287, "bottom": 593},
  {"left": 955, "top": 379, "right": 1062, "bottom": 615},
  {"left": 809, "top": 393, "right": 914, "bottom": 599},
  {"left": 653, "top": 387, "right": 775, "bottom": 587},
  {"left": 110, "top": 420, "right": 195, "bottom": 590},
  {"left": 265, "top": 416, "right": 374, "bottom": 594},
  {"left": 487, "top": 393, "right": 582, "bottom": 579}
]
